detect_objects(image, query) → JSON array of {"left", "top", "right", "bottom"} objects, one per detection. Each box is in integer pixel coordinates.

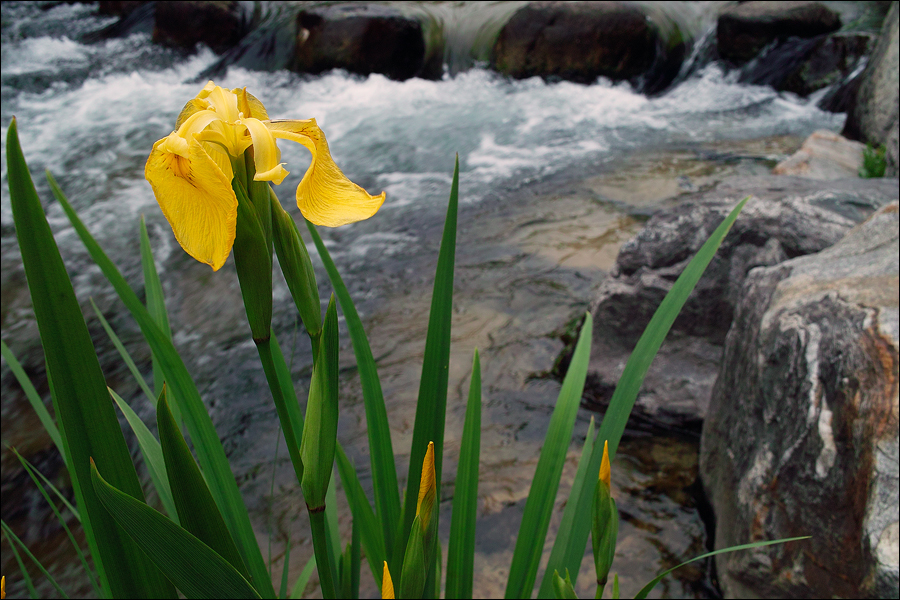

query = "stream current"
[{"left": 1, "top": 2, "right": 853, "bottom": 598}]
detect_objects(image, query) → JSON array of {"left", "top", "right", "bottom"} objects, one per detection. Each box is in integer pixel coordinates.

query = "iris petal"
[
  {"left": 266, "top": 119, "right": 385, "bottom": 227},
  {"left": 243, "top": 117, "right": 289, "bottom": 184},
  {"left": 145, "top": 136, "right": 237, "bottom": 270}
]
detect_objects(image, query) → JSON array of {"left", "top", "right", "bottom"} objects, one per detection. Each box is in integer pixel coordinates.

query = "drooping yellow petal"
[
  {"left": 382, "top": 561, "right": 394, "bottom": 599},
  {"left": 242, "top": 117, "right": 289, "bottom": 184},
  {"left": 266, "top": 118, "right": 385, "bottom": 227},
  {"left": 145, "top": 135, "right": 237, "bottom": 271},
  {"left": 599, "top": 440, "right": 611, "bottom": 488},
  {"left": 416, "top": 441, "right": 436, "bottom": 531}
]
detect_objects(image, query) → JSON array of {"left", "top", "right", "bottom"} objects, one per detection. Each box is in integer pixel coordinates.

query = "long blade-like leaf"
[
  {"left": 1, "top": 340, "right": 64, "bottom": 462},
  {"left": 536, "top": 417, "right": 595, "bottom": 599},
  {"left": 335, "top": 444, "right": 386, "bottom": 585},
  {"left": 2, "top": 522, "right": 38, "bottom": 599},
  {"left": 48, "top": 171, "right": 277, "bottom": 598},
  {"left": 400, "top": 155, "right": 460, "bottom": 564},
  {"left": 91, "top": 461, "right": 261, "bottom": 599},
  {"left": 544, "top": 197, "right": 750, "bottom": 591},
  {"left": 91, "top": 299, "right": 156, "bottom": 404},
  {"left": 108, "top": 387, "right": 178, "bottom": 524},
  {"left": 633, "top": 537, "right": 810, "bottom": 599},
  {"left": 505, "top": 314, "right": 593, "bottom": 599},
  {"left": 306, "top": 221, "right": 400, "bottom": 561},
  {"left": 446, "top": 349, "right": 482, "bottom": 599},
  {"left": 7, "top": 119, "right": 174, "bottom": 598},
  {"left": 2, "top": 520, "right": 65, "bottom": 598}
]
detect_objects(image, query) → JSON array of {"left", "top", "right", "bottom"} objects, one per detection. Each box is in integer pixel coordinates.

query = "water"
[{"left": 1, "top": 1, "right": 849, "bottom": 598}]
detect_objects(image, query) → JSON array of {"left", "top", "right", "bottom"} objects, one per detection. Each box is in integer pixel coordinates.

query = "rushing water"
[{"left": 1, "top": 1, "right": 852, "bottom": 598}]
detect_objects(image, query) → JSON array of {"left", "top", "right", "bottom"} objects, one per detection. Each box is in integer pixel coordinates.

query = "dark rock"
[
  {"left": 153, "top": 1, "right": 247, "bottom": 55},
  {"left": 587, "top": 176, "right": 899, "bottom": 429},
  {"left": 843, "top": 2, "right": 899, "bottom": 176},
  {"left": 97, "top": 1, "right": 149, "bottom": 17},
  {"left": 700, "top": 202, "right": 899, "bottom": 599},
  {"left": 490, "top": 1, "right": 684, "bottom": 93},
  {"left": 718, "top": 1, "right": 841, "bottom": 64},
  {"left": 293, "top": 3, "right": 439, "bottom": 81}
]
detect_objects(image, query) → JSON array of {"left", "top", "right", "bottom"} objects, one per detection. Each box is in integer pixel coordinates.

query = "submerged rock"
[
  {"left": 843, "top": 2, "right": 899, "bottom": 177},
  {"left": 773, "top": 130, "right": 865, "bottom": 179},
  {"left": 717, "top": 1, "right": 841, "bottom": 64},
  {"left": 586, "top": 176, "right": 898, "bottom": 430},
  {"left": 292, "top": 3, "right": 439, "bottom": 81},
  {"left": 490, "top": 1, "right": 684, "bottom": 93},
  {"left": 700, "top": 202, "right": 899, "bottom": 599}
]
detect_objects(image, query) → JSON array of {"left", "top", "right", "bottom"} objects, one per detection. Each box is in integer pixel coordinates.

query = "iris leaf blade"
[
  {"left": 543, "top": 196, "right": 750, "bottom": 591},
  {"left": 2, "top": 520, "right": 65, "bottom": 599},
  {"left": 505, "top": 313, "right": 593, "bottom": 599},
  {"left": 335, "top": 444, "right": 386, "bottom": 586}
]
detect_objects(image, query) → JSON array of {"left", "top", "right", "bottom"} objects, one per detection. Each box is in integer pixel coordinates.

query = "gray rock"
[
  {"left": 587, "top": 176, "right": 899, "bottom": 429},
  {"left": 490, "top": 1, "right": 684, "bottom": 93},
  {"left": 292, "top": 3, "right": 439, "bottom": 81},
  {"left": 773, "top": 130, "right": 865, "bottom": 179},
  {"left": 700, "top": 202, "right": 899, "bottom": 599},
  {"left": 718, "top": 1, "right": 841, "bottom": 64},
  {"left": 843, "top": 2, "right": 899, "bottom": 177}
]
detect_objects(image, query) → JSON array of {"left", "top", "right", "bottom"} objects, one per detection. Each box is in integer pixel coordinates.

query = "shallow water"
[{"left": 0, "top": 2, "right": 851, "bottom": 598}]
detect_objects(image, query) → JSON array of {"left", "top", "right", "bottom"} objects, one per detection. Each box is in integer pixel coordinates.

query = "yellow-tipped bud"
[
  {"left": 1, "top": 575, "right": 5, "bottom": 600},
  {"left": 416, "top": 441, "right": 436, "bottom": 531},
  {"left": 382, "top": 561, "right": 394, "bottom": 599},
  {"left": 599, "top": 440, "right": 611, "bottom": 488}
]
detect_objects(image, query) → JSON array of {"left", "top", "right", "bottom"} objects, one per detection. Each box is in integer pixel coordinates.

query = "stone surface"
[
  {"left": 586, "top": 176, "right": 899, "bottom": 429},
  {"left": 293, "top": 3, "right": 439, "bottom": 81},
  {"left": 843, "top": 2, "right": 899, "bottom": 177},
  {"left": 153, "top": 1, "right": 247, "bottom": 54},
  {"left": 718, "top": 1, "right": 841, "bottom": 64},
  {"left": 773, "top": 130, "right": 865, "bottom": 179},
  {"left": 700, "top": 202, "right": 899, "bottom": 599},
  {"left": 490, "top": 1, "right": 683, "bottom": 93}
]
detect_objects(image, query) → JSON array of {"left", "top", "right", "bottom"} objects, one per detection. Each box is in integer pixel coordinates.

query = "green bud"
[
  {"left": 591, "top": 477, "right": 618, "bottom": 591},
  {"left": 270, "top": 188, "right": 322, "bottom": 338},
  {"left": 551, "top": 569, "right": 578, "bottom": 599},
  {"left": 299, "top": 295, "right": 339, "bottom": 510},
  {"left": 399, "top": 516, "right": 427, "bottom": 599},
  {"left": 233, "top": 178, "right": 272, "bottom": 342}
]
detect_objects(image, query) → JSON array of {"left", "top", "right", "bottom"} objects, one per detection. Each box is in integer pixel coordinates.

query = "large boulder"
[
  {"left": 292, "top": 3, "right": 440, "bottom": 81},
  {"left": 153, "top": 1, "right": 247, "bottom": 54},
  {"left": 717, "top": 1, "right": 841, "bottom": 64},
  {"left": 490, "top": 1, "right": 684, "bottom": 93},
  {"left": 843, "top": 2, "right": 899, "bottom": 177},
  {"left": 586, "top": 176, "right": 898, "bottom": 429},
  {"left": 772, "top": 130, "right": 865, "bottom": 179},
  {"left": 700, "top": 202, "right": 899, "bottom": 598}
]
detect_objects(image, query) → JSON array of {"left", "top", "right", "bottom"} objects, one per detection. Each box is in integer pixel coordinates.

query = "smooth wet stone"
[
  {"left": 700, "top": 202, "right": 900, "bottom": 599},
  {"left": 153, "top": 1, "right": 247, "bottom": 54},
  {"left": 773, "top": 130, "right": 865, "bottom": 179},
  {"left": 717, "top": 1, "right": 841, "bottom": 64}
]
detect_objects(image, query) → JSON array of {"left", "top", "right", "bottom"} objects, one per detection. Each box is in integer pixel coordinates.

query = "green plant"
[{"left": 859, "top": 143, "right": 887, "bottom": 178}]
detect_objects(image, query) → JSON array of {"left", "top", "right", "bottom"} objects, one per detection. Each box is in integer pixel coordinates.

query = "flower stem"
[{"left": 309, "top": 506, "right": 339, "bottom": 599}]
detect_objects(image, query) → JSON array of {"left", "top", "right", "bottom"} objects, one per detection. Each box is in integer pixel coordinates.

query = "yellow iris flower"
[{"left": 145, "top": 81, "right": 384, "bottom": 270}]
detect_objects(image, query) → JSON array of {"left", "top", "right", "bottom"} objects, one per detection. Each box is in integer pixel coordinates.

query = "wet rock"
[
  {"left": 97, "top": 1, "right": 149, "bottom": 18},
  {"left": 843, "top": 2, "right": 899, "bottom": 177},
  {"left": 773, "top": 130, "right": 865, "bottom": 179},
  {"left": 738, "top": 32, "right": 872, "bottom": 103},
  {"left": 490, "top": 1, "right": 684, "bottom": 93},
  {"left": 586, "top": 176, "right": 899, "bottom": 430},
  {"left": 718, "top": 1, "right": 841, "bottom": 64},
  {"left": 700, "top": 202, "right": 899, "bottom": 599},
  {"left": 292, "top": 3, "right": 439, "bottom": 81},
  {"left": 153, "top": 1, "right": 247, "bottom": 54}
]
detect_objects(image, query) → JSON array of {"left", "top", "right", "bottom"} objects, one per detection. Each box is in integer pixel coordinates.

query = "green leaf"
[
  {"left": 400, "top": 155, "right": 460, "bottom": 564},
  {"left": 272, "top": 190, "right": 321, "bottom": 339},
  {"left": 335, "top": 444, "right": 386, "bottom": 585},
  {"left": 13, "top": 451, "right": 80, "bottom": 521},
  {"left": 48, "top": 171, "right": 277, "bottom": 598},
  {"left": 633, "top": 537, "right": 810, "bottom": 599},
  {"left": 1, "top": 340, "right": 64, "bottom": 462},
  {"left": 2, "top": 520, "right": 57, "bottom": 598},
  {"left": 108, "top": 387, "right": 178, "bottom": 524},
  {"left": 536, "top": 417, "right": 596, "bottom": 599},
  {"left": 307, "top": 221, "right": 400, "bottom": 561},
  {"left": 91, "top": 299, "right": 156, "bottom": 404},
  {"left": 90, "top": 460, "right": 261, "bottom": 599},
  {"left": 544, "top": 197, "right": 750, "bottom": 591},
  {"left": 157, "top": 388, "right": 250, "bottom": 580},
  {"left": 289, "top": 555, "right": 316, "bottom": 599},
  {"left": 505, "top": 313, "right": 593, "bottom": 599},
  {"left": 7, "top": 118, "right": 174, "bottom": 598},
  {"left": 233, "top": 178, "right": 273, "bottom": 342},
  {"left": 446, "top": 349, "right": 482, "bottom": 599},
  {"left": 139, "top": 216, "right": 180, "bottom": 424}
]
